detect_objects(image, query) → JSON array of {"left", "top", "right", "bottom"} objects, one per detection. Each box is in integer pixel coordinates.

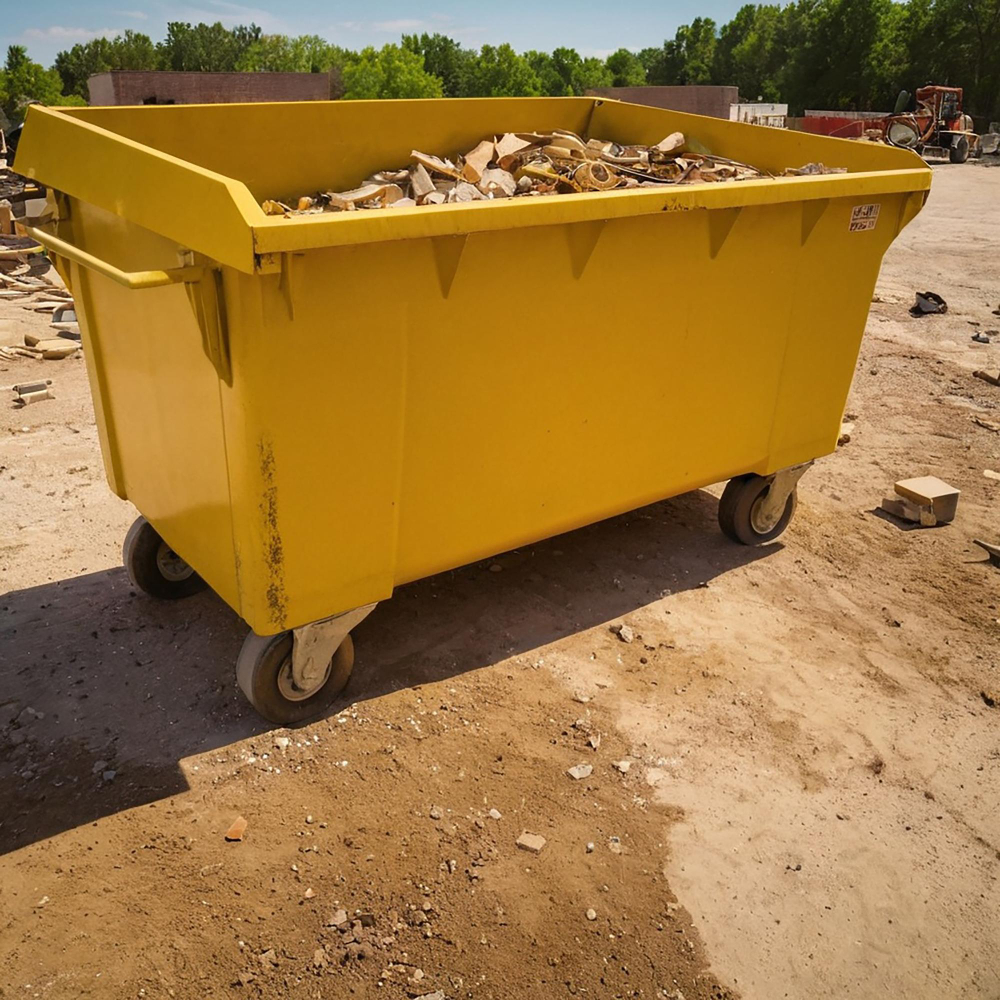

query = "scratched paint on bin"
[{"left": 258, "top": 439, "right": 287, "bottom": 628}]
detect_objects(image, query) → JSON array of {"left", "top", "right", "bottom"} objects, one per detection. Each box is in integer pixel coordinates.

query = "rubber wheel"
[
  {"left": 123, "top": 515, "right": 207, "bottom": 599},
  {"left": 718, "top": 474, "right": 797, "bottom": 545},
  {"left": 236, "top": 631, "right": 355, "bottom": 725},
  {"left": 949, "top": 137, "right": 969, "bottom": 164}
]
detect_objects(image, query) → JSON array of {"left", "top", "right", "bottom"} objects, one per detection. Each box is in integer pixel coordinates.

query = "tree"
[
  {"left": 342, "top": 44, "right": 442, "bottom": 100},
  {"left": 54, "top": 31, "right": 157, "bottom": 99},
  {"left": 401, "top": 34, "right": 474, "bottom": 97},
  {"left": 0, "top": 45, "right": 83, "bottom": 126},
  {"left": 156, "top": 22, "right": 261, "bottom": 72},
  {"left": 462, "top": 44, "right": 541, "bottom": 96},
  {"left": 605, "top": 48, "right": 647, "bottom": 87}
]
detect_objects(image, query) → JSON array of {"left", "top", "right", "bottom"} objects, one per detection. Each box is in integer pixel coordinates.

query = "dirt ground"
[{"left": 1, "top": 163, "right": 998, "bottom": 1000}]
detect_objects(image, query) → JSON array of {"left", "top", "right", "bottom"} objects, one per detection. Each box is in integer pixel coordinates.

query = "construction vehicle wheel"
[
  {"left": 236, "top": 631, "right": 354, "bottom": 724},
  {"left": 949, "top": 136, "right": 969, "bottom": 164},
  {"left": 123, "top": 516, "right": 207, "bottom": 599},
  {"left": 718, "top": 474, "right": 797, "bottom": 546}
]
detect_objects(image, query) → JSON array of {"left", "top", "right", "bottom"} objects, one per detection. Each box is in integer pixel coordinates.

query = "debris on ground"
[
  {"left": 973, "top": 369, "right": 1000, "bottom": 387},
  {"left": 8, "top": 379, "right": 53, "bottom": 406},
  {"left": 984, "top": 469, "right": 1000, "bottom": 481},
  {"left": 612, "top": 623, "right": 635, "bottom": 643},
  {"left": 881, "top": 475, "right": 959, "bottom": 526},
  {"left": 838, "top": 420, "right": 855, "bottom": 445},
  {"left": 972, "top": 539, "right": 1000, "bottom": 567},
  {"left": 972, "top": 330, "right": 993, "bottom": 343},
  {"left": 259, "top": 130, "right": 848, "bottom": 217},
  {"left": 910, "top": 291, "right": 948, "bottom": 316},
  {"left": 567, "top": 763, "right": 593, "bottom": 780},
  {"left": 225, "top": 816, "right": 248, "bottom": 841},
  {"left": 982, "top": 690, "right": 997, "bottom": 708},
  {"left": 515, "top": 831, "right": 546, "bottom": 853},
  {"left": 973, "top": 416, "right": 1000, "bottom": 431}
]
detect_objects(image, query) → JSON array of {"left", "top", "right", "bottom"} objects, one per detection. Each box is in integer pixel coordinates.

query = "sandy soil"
[{"left": 1, "top": 163, "right": 998, "bottom": 1000}]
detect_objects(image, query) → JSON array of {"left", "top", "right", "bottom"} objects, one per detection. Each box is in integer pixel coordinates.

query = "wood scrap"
[{"left": 261, "top": 128, "right": 842, "bottom": 219}]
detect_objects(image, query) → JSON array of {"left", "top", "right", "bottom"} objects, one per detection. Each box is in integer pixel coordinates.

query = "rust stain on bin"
[{"left": 258, "top": 439, "right": 288, "bottom": 628}]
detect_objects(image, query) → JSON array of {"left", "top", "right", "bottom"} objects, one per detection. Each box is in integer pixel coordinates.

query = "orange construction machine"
[{"left": 885, "top": 85, "right": 980, "bottom": 162}]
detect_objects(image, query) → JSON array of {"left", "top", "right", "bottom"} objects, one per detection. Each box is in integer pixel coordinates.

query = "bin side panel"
[
  {"left": 220, "top": 260, "right": 407, "bottom": 634},
  {"left": 765, "top": 192, "right": 908, "bottom": 471},
  {"left": 67, "top": 201, "right": 240, "bottom": 609}
]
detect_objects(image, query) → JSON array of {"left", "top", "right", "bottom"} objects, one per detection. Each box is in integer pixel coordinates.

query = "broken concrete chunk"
[
  {"left": 328, "top": 183, "right": 404, "bottom": 210},
  {"left": 516, "top": 831, "right": 546, "bottom": 853},
  {"left": 567, "top": 763, "right": 593, "bottom": 780},
  {"left": 477, "top": 167, "right": 517, "bottom": 198},
  {"left": 410, "top": 163, "right": 436, "bottom": 202},
  {"left": 412, "top": 150, "right": 462, "bottom": 180},
  {"left": 462, "top": 139, "right": 495, "bottom": 182},
  {"left": 449, "top": 182, "right": 486, "bottom": 203},
  {"left": 225, "top": 816, "right": 248, "bottom": 841},
  {"left": 894, "top": 476, "right": 959, "bottom": 523},
  {"left": 655, "top": 132, "right": 686, "bottom": 153}
]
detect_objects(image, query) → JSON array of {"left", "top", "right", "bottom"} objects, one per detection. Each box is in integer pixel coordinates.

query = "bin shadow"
[{"left": 1, "top": 488, "right": 774, "bottom": 855}]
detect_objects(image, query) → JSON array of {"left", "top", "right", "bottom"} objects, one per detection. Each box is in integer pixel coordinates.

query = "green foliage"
[
  {"left": 342, "top": 44, "right": 443, "bottom": 100},
  {"left": 401, "top": 34, "right": 474, "bottom": 97},
  {"left": 157, "top": 22, "right": 262, "bottom": 72},
  {"left": 461, "top": 44, "right": 541, "bottom": 97},
  {"left": 0, "top": 45, "right": 82, "bottom": 126},
  {"left": 606, "top": 48, "right": 648, "bottom": 87},
  {"left": 53, "top": 30, "right": 157, "bottom": 99},
  {"left": 18, "top": 1, "right": 999, "bottom": 128}
]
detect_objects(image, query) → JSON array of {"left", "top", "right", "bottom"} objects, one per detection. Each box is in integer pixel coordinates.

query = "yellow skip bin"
[{"left": 16, "top": 96, "right": 930, "bottom": 723}]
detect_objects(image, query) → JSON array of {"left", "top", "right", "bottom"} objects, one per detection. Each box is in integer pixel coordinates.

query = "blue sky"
[{"left": 3, "top": 0, "right": 748, "bottom": 67}]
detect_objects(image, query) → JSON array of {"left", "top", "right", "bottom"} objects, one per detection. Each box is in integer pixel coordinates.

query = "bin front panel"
[{"left": 225, "top": 189, "right": 903, "bottom": 632}]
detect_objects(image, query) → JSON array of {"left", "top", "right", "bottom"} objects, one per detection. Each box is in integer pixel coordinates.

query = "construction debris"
[
  {"left": 910, "top": 291, "right": 947, "bottom": 315},
  {"left": 9, "top": 379, "right": 54, "bottom": 406},
  {"left": 972, "top": 539, "right": 1000, "bottom": 567},
  {"left": 259, "top": 130, "right": 840, "bottom": 217},
  {"left": 973, "top": 369, "right": 1000, "bottom": 387},
  {"left": 880, "top": 475, "right": 959, "bottom": 526}
]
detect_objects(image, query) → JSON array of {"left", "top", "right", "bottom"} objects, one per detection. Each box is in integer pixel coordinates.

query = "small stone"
[
  {"left": 415, "top": 992, "right": 445, "bottom": 1000},
  {"left": 588, "top": 734, "right": 601, "bottom": 750},
  {"left": 572, "top": 693, "right": 590, "bottom": 704},
  {"left": 225, "top": 816, "right": 248, "bottom": 841},
  {"left": 567, "top": 764, "right": 593, "bottom": 781},
  {"left": 359, "top": 913, "right": 376, "bottom": 927},
  {"left": 612, "top": 623, "right": 634, "bottom": 643},
  {"left": 92, "top": 759, "right": 108, "bottom": 774},
  {"left": 608, "top": 836, "right": 622, "bottom": 854},
  {"left": 35, "top": 895, "right": 49, "bottom": 908},
  {"left": 586, "top": 842, "right": 595, "bottom": 853},
  {"left": 328, "top": 908, "right": 349, "bottom": 927},
  {"left": 102, "top": 770, "right": 117, "bottom": 782},
  {"left": 516, "top": 831, "right": 546, "bottom": 854},
  {"left": 489, "top": 563, "right": 503, "bottom": 572},
  {"left": 613, "top": 760, "right": 631, "bottom": 774},
  {"left": 274, "top": 736, "right": 291, "bottom": 749},
  {"left": 305, "top": 814, "right": 314, "bottom": 824},
  {"left": 488, "top": 808, "right": 502, "bottom": 820},
  {"left": 313, "top": 948, "right": 327, "bottom": 968},
  {"left": 259, "top": 948, "right": 278, "bottom": 968},
  {"left": 303, "top": 887, "right": 315, "bottom": 899},
  {"left": 429, "top": 805, "right": 443, "bottom": 820},
  {"left": 586, "top": 908, "right": 597, "bottom": 921}
]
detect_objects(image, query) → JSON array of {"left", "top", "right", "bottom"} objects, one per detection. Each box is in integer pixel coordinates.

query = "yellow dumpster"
[{"left": 16, "top": 97, "right": 930, "bottom": 722}]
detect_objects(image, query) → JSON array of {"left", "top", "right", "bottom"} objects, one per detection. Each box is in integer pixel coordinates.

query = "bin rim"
[
  {"left": 17, "top": 101, "right": 931, "bottom": 271},
  {"left": 250, "top": 166, "right": 931, "bottom": 256}
]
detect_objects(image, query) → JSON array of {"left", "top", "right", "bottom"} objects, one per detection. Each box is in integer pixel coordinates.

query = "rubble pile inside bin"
[{"left": 261, "top": 129, "right": 847, "bottom": 216}]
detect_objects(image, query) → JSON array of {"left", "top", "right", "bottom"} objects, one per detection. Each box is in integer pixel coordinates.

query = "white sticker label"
[{"left": 849, "top": 203, "right": 880, "bottom": 232}]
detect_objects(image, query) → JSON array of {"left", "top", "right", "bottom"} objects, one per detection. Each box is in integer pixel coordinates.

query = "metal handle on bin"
[{"left": 22, "top": 225, "right": 204, "bottom": 290}]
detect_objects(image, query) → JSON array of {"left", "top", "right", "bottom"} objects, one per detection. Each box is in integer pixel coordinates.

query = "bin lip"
[{"left": 250, "top": 166, "right": 931, "bottom": 256}]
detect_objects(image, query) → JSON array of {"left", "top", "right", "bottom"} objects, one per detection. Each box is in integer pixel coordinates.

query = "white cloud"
[
  {"left": 23, "top": 26, "right": 125, "bottom": 42},
  {"left": 372, "top": 18, "right": 425, "bottom": 31}
]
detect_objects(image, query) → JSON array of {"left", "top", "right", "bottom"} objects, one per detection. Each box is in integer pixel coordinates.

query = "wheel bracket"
[
  {"left": 291, "top": 603, "right": 377, "bottom": 694},
  {"left": 754, "top": 462, "right": 813, "bottom": 532}
]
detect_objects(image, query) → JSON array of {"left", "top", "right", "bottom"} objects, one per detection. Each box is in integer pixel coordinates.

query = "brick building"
[
  {"left": 585, "top": 86, "right": 740, "bottom": 120},
  {"left": 88, "top": 71, "right": 335, "bottom": 106}
]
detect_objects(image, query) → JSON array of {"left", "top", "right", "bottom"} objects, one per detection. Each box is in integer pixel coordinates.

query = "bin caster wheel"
[
  {"left": 123, "top": 516, "right": 207, "bottom": 599},
  {"left": 718, "top": 473, "right": 797, "bottom": 545},
  {"left": 236, "top": 631, "right": 355, "bottom": 725}
]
